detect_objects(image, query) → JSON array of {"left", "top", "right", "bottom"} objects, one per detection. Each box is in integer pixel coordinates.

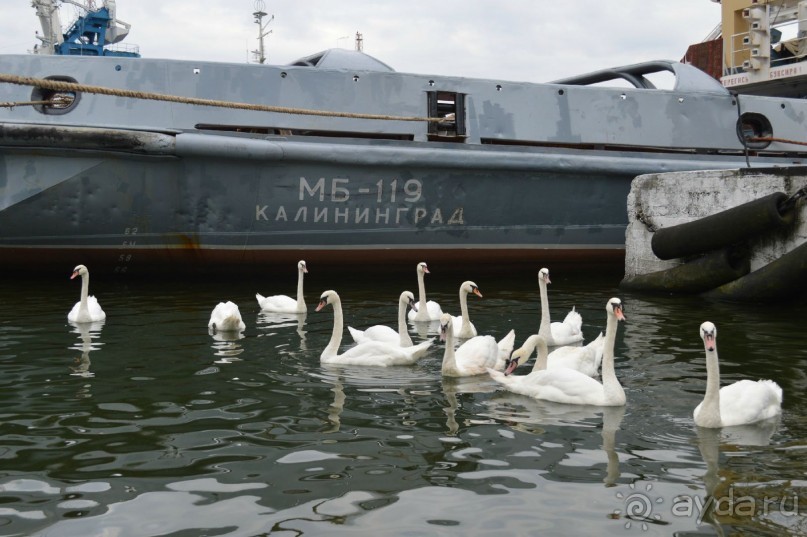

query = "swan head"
[
  {"left": 439, "top": 313, "right": 453, "bottom": 342},
  {"left": 538, "top": 267, "right": 550, "bottom": 285},
  {"left": 461, "top": 281, "right": 483, "bottom": 298},
  {"left": 315, "top": 290, "right": 340, "bottom": 312},
  {"left": 606, "top": 297, "right": 626, "bottom": 321},
  {"left": 700, "top": 321, "right": 716, "bottom": 352},
  {"left": 504, "top": 334, "right": 547, "bottom": 375},
  {"left": 70, "top": 264, "right": 88, "bottom": 280},
  {"left": 298, "top": 260, "right": 308, "bottom": 273},
  {"left": 401, "top": 290, "right": 417, "bottom": 312},
  {"left": 417, "top": 262, "right": 430, "bottom": 275}
]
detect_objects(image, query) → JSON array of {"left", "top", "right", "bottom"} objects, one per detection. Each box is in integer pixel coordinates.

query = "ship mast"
[{"left": 252, "top": 0, "right": 274, "bottom": 64}]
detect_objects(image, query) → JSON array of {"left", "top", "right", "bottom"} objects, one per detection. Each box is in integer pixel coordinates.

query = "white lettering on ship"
[{"left": 255, "top": 177, "right": 465, "bottom": 226}]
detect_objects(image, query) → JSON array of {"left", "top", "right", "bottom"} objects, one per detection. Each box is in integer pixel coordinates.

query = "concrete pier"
[{"left": 624, "top": 167, "right": 807, "bottom": 281}]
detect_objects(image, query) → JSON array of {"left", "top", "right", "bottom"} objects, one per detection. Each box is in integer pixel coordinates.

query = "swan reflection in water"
[
  {"left": 314, "top": 367, "right": 436, "bottom": 434},
  {"left": 68, "top": 320, "right": 105, "bottom": 378},
  {"left": 481, "top": 394, "right": 625, "bottom": 485},
  {"left": 256, "top": 311, "right": 308, "bottom": 352},
  {"left": 209, "top": 328, "right": 245, "bottom": 364},
  {"left": 440, "top": 376, "right": 500, "bottom": 435},
  {"left": 691, "top": 417, "right": 784, "bottom": 534}
]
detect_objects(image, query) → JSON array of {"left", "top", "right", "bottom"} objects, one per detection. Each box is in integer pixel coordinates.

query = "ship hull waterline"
[{"left": 0, "top": 124, "right": 782, "bottom": 276}]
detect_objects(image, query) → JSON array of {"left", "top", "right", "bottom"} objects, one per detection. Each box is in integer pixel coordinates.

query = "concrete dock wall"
[{"left": 624, "top": 167, "right": 807, "bottom": 280}]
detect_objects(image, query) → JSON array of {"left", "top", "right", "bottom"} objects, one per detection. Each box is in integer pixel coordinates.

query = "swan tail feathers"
[
  {"left": 498, "top": 329, "right": 516, "bottom": 353},
  {"left": 760, "top": 380, "right": 784, "bottom": 404},
  {"left": 562, "top": 308, "right": 583, "bottom": 333},
  {"left": 347, "top": 326, "right": 364, "bottom": 343}
]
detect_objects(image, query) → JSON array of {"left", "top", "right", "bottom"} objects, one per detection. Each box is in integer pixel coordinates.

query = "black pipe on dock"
[
  {"left": 620, "top": 247, "right": 750, "bottom": 294},
  {"left": 650, "top": 192, "right": 795, "bottom": 260},
  {"left": 702, "top": 241, "right": 807, "bottom": 302}
]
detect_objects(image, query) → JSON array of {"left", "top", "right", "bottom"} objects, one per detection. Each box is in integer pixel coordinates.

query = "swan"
[
  {"left": 488, "top": 297, "right": 627, "bottom": 406},
  {"left": 449, "top": 281, "right": 482, "bottom": 338},
  {"left": 208, "top": 301, "right": 246, "bottom": 333},
  {"left": 693, "top": 321, "right": 782, "bottom": 428},
  {"left": 503, "top": 332, "right": 605, "bottom": 377},
  {"left": 316, "top": 290, "right": 433, "bottom": 366},
  {"left": 348, "top": 290, "right": 417, "bottom": 347},
  {"left": 440, "top": 313, "right": 515, "bottom": 377},
  {"left": 67, "top": 264, "right": 107, "bottom": 323},
  {"left": 256, "top": 260, "right": 308, "bottom": 313},
  {"left": 537, "top": 268, "right": 583, "bottom": 346},
  {"left": 408, "top": 262, "right": 443, "bottom": 321}
]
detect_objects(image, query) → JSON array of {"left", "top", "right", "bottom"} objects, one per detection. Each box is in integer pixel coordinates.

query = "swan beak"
[
  {"left": 315, "top": 298, "right": 327, "bottom": 312},
  {"left": 70, "top": 270, "right": 79, "bottom": 280},
  {"left": 439, "top": 324, "right": 448, "bottom": 342},
  {"left": 423, "top": 266, "right": 430, "bottom": 274},
  {"left": 410, "top": 300, "right": 419, "bottom": 312},
  {"left": 504, "top": 358, "right": 518, "bottom": 376},
  {"left": 614, "top": 306, "right": 626, "bottom": 322},
  {"left": 303, "top": 267, "right": 308, "bottom": 273},
  {"left": 703, "top": 333, "right": 715, "bottom": 352},
  {"left": 472, "top": 287, "right": 483, "bottom": 298}
]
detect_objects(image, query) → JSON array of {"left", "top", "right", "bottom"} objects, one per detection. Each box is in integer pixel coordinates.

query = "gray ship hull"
[{"left": 3, "top": 53, "right": 807, "bottom": 275}]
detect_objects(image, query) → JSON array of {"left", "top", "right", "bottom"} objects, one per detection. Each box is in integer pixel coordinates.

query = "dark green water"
[{"left": 0, "top": 266, "right": 805, "bottom": 536}]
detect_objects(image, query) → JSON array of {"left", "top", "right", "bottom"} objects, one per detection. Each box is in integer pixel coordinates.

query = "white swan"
[
  {"left": 67, "top": 264, "right": 107, "bottom": 323},
  {"left": 693, "top": 321, "right": 782, "bottom": 428},
  {"left": 504, "top": 332, "right": 605, "bottom": 377},
  {"left": 408, "top": 262, "right": 443, "bottom": 321},
  {"left": 208, "top": 301, "right": 246, "bottom": 333},
  {"left": 348, "top": 290, "right": 417, "bottom": 347},
  {"left": 449, "top": 281, "right": 482, "bottom": 338},
  {"left": 537, "top": 268, "right": 583, "bottom": 346},
  {"left": 316, "top": 290, "right": 433, "bottom": 366},
  {"left": 256, "top": 260, "right": 308, "bottom": 313},
  {"left": 488, "top": 297, "right": 626, "bottom": 406},
  {"left": 440, "top": 314, "right": 515, "bottom": 377}
]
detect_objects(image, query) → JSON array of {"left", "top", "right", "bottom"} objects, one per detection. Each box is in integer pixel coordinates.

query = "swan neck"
[
  {"left": 530, "top": 337, "right": 549, "bottom": 372},
  {"left": 459, "top": 288, "right": 471, "bottom": 330},
  {"left": 324, "top": 300, "right": 344, "bottom": 357},
  {"left": 398, "top": 300, "right": 413, "bottom": 346},
  {"left": 296, "top": 268, "right": 305, "bottom": 307},
  {"left": 702, "top": 345, "right": 722, "bottom": 418},
  {"left": 80, "top": 271, "right": 90, "bottom": 308},
  {"left": 600, "top": 312, "right": 620, "bottom": 390},
  {"left": 538, "top": 279, "right": 551, "bottom": 337},
  {"left": 417, "top": 270, "right": 427, "bottom": 308},
  {"left": 441, "top": 327, "right": 458, "bottom": 374}
]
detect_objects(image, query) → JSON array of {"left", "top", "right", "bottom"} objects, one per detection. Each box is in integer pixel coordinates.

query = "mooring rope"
[
  {"left": 750, "top": 136, "right": 807, "bottom": 147},
  {"left": 0, "top": 73, "right": 444, "bottom": 123}
]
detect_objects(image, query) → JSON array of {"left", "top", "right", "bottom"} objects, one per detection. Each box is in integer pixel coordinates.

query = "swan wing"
[
  {"left": 349, "top": 324, "right": 399, "bottom": 345},
  {"left": 454, "top": 336, "right": 499, "bottom": 375},
  {"left": 492, "top": 329, "right": 516, "bottom": 370},
  {"left": 547, "top": 332, "right": 603, "bottom": 377},
  {"left": 324, "top": 339, "right": 432, "bottom": 366},
  {"left": 490, "top": 367, "right": 605, "bottom": 405},
  {"left": 717, "top": 379, "right": 783, "bottom": 426},
  {"left": 410, "top": 300, "right": 444, "bottom": 321},
  {"left": 547, "top": 308, "right": 584, "bottom": 346},
  {"left": 256, "top": 293, "right": 299, "bottom": 313}
]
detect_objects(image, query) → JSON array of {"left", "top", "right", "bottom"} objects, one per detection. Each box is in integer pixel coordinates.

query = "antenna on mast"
[
  {"left": 355, "top": 32, "right": 363, "bottom": 52},
  {"left": 252, "top": 0, "right": 273, "bottom": 64}
]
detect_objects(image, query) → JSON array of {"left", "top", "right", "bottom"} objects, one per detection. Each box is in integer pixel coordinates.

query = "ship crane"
[{"left": 30, "top": 0, "right": 138, "bottom": 57}]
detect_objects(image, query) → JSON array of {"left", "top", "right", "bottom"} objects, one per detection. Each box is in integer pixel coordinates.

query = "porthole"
[
  {"left": 31, "top": 75, "right": 80, "bottom": 115},
  {"left": 736, "top": 112, "right": 772, "bottom": 149}
]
